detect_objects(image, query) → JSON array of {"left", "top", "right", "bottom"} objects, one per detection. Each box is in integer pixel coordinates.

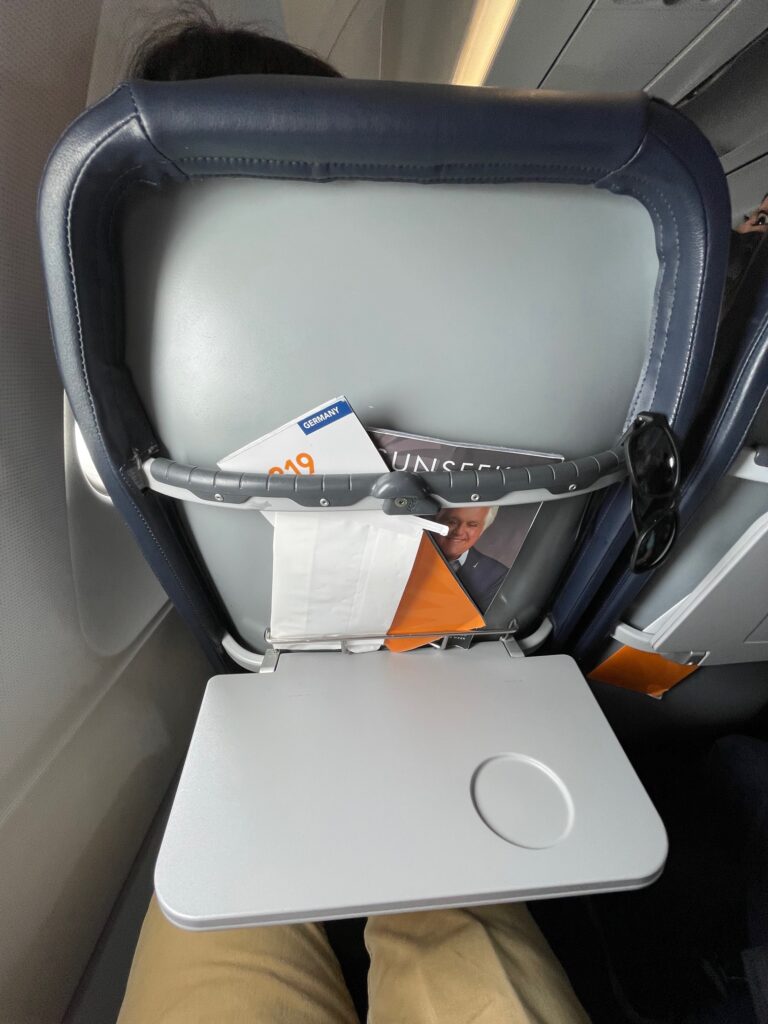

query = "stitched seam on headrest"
[
  {"left": 65, "top": 115, "right": 136, "bottom": 434},
  {"left": 621, "top": 176, "right": 681, "bottom": 420},
  {"left": 65, "top": 116, "right": 205, "bottom": 625},
  {"left": 623, "top": 185, "right": 665, "bottom": 426},
  {"left": 654, "top": 133, "right": 710, "bottom": 428},
  {"left": 178, "top": 155, "right": 608, "bottom": 174},
  {"left": 644, "top": 129, "right": 711, "bottom": 426},
  {"left": 125, "top": 82, "right": 188, "bottom": 180},
  {"left": 177, "top": 172, "right": 604, "bottom": 192}
]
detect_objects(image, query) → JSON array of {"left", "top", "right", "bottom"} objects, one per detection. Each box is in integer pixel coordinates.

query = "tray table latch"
[{"left": 370, "top": 471, "right": 441, "bottom": 517}]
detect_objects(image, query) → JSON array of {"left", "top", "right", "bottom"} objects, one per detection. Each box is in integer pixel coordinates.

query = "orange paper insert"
[
  {"left": 588, "top": 645, "right": 699, "bottom": 698},
  {"left": 386, "top": 535, "right": 485, "bottom": 652}
]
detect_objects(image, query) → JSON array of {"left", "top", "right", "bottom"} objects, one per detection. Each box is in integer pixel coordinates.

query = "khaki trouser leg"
[
  {"left": 117, "top": 896, "right": 359, "bottom": 1024},
  {"left": 365, "top": 903, "right": 590, "bottom": 1024}
]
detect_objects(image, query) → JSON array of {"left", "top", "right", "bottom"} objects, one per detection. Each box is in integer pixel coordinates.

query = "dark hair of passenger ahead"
[{"left": 128, "top": 0, "right": 341, "bottom": 81}]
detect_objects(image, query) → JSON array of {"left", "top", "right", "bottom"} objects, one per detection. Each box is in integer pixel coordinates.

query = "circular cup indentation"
[{"left": 471, "top": 754, "right": 574, "bottom": 849}]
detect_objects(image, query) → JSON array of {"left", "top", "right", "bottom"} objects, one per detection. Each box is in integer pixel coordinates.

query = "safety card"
[{"left": 219, "top": 396, "right": 381, "bottom": 476}]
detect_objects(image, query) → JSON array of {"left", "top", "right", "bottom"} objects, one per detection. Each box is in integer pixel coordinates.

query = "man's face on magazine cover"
[{"left": 435, "top": 507, "right": 490, "bottom": 561}]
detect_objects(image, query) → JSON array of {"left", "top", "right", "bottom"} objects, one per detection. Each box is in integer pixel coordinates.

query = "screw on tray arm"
[{"left": 371, "top": 471, "right": 442, "bottom": 516}]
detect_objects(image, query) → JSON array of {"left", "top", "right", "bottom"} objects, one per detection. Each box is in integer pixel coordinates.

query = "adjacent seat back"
[
  {"left": 39, "top": 77, "right": 730, "bottom": 666},
  {"left": 573, "top": 233, "right": 768, "bottom": 674}
]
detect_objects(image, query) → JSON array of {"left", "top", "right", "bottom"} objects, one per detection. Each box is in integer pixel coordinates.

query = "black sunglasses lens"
[
  {"left": 627, "top": 423, "right": 677, "bottom": 497},
  {"left": 633, "top": 511, "right": 677, "bottom": 573}
]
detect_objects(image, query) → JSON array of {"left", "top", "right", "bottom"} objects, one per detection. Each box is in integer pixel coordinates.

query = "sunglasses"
[{"left": 621, "top": 412, "right": 680, "bottom": 574}]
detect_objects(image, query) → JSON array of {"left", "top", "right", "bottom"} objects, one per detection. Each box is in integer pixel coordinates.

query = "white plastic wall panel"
[
  {"left": 485, "top": 0, "right": 593, "bottom": 90},
  {"left": 381, "top": 0, "right": 476, "bottom": 85},
  {"left": 0, "top": 614, "right": 207, "bottom": 1024},
  {"left": 318, "top": 0, "right": 385, "bottom": 79},
  {"left": 721, "top": 132, "right": 768, "bottom": 176},
  {"left": 284, "top": 0, "right": 385, "bottom": 78},
  {"left": 540, "top": 0, "right": 731, "bottom": 93},
  {"left": 632, "top": 509, "right": 768, "bottom": 666},
  {"left": 647, "top": 0, "right": 768, "bottom": 104},
  {"left": 282, "top": 0, "right": 353, "bottom": 55},
  {"left": 627, "top": 476, "right": 768, "bottom": 630},
  {"left": 677, "top": 32, "right": 768, "bottom": 157},
  {"left": 64, "top": 402, "right": 168, "bottom": 657},
  {"left": 0, "top": 3, "right": 210, "bottom": 1021}
]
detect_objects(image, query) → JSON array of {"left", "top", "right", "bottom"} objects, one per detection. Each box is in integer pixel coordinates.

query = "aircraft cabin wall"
[{"left": 0, "top": 4, "right": 210, "bottom": 1022}]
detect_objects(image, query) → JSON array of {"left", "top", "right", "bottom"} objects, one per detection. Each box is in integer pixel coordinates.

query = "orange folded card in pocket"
[
  {"left": 386, "top": 535, "right": 485, "bottom": 652},
  {"left": 589, "top": 645, "right": 699, "bottom": 698}
]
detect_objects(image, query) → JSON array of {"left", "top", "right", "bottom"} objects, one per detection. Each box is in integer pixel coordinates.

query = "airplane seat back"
[
  {"left": 38, "top": 77, "right": 730, "bottom": 664},
  {"left": 571, "top": 228, "right": 768, "bottom": 685},
  {"left": 686, "top": 232, "right": 768, "bottom": 457}
]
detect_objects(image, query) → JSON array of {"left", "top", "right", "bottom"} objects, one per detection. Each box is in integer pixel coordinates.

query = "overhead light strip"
[{"left": 452, "top": 0, "right": 520, "bottom": 87}]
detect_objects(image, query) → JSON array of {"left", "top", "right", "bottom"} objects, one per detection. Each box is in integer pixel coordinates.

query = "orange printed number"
[{"left": 268, "top": 452, "right": 315, "bottom": 476}]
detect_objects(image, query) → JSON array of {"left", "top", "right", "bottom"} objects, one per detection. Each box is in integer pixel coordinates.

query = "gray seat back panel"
[{"left": 123, "top": 179, "right": 656, "bottom": 648}]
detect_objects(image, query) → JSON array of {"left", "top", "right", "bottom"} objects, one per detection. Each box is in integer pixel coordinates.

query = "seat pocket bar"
[{"left": 143, "top": 447, "right": 626, "bottom": 515}]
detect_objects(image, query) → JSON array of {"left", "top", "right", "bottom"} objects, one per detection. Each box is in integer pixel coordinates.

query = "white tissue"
[{"left": 270, "top": 511, "right": 423, "bottom": 652}]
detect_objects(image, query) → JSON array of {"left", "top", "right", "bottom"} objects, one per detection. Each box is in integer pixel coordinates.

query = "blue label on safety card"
[{"left": 299, "top": 400, "right": 353, "bottom": 435}]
